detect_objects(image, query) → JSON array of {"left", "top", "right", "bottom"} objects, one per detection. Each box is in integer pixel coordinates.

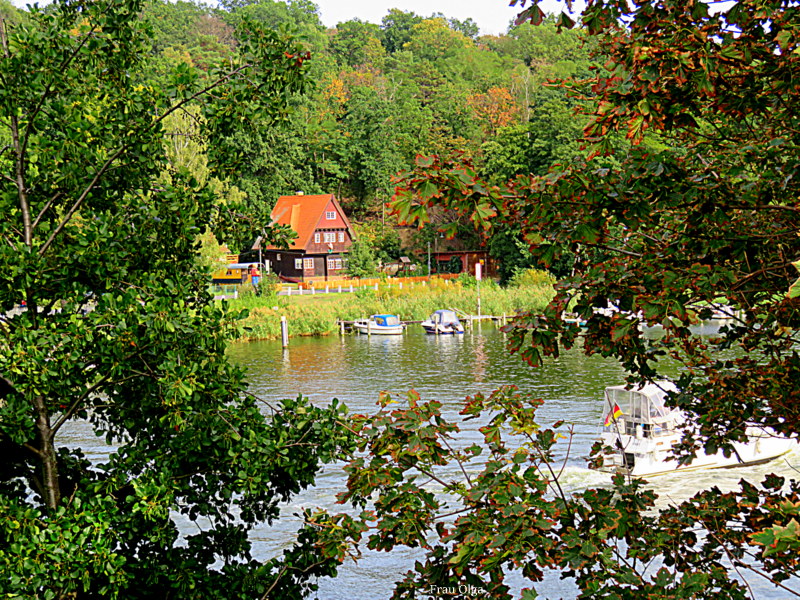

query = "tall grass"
[{"left": 224, "top": 271, "right": 556, "bottom": 342}]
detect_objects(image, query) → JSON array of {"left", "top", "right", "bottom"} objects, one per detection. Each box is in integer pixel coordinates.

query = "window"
[
  {"left": 326, "top": 211, "right": 336, "bottom": 220},
  {"left": 314, "top": 232, "right": 320, "bottom": 244},
  {"left": 328, "top": 258, "right": 343, "bottom": 270},
  {"left": 323, "top": 232, "right": 336, "bottom": 243},
  {"left": 338, "top": 231, "right": 345, "bottom": 242},
  {"left": 276, "top": 253, "right": 281, "bottom": 261},
  {"left": 294, "top": 258, "right": 302, "bottom": 270},
  {"left": 303, "top": 258, "right": 314, "bottom": 270}
]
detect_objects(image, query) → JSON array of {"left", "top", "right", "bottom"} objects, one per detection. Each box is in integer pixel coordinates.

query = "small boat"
[
  {"left": 353, "top": 314, "right": 405, "bottom": 335},
  {"left": 421, "top": 309, "right": 465, "bottom": 335},
  {"left": 596, "top": 381, "right": 796, "bottom": 477}
]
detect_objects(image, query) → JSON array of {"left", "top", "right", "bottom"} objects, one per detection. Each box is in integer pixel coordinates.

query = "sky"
[
  {"left": 6, "top": 0, "right": 578, "bottom": 37},
  {"left": 313, "top": 0, "right": 574, "bottom": 36}
]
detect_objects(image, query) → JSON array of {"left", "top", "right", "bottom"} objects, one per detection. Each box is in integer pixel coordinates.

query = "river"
[{"left": 225, "top": 323, "right": 800, "bottom": 599}]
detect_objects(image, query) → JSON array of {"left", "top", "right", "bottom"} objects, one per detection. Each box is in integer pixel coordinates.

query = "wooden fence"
[{"left": 286, "top": 273, "right": 460, "bottom": 293}]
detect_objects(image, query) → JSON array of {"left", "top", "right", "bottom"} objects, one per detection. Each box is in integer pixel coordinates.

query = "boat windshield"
[
  {"left": 605, "top": 385, "right": 674, "bottom": 424},
  {"left": 373, "top": 315, "right": 400, "bottom": 326}
]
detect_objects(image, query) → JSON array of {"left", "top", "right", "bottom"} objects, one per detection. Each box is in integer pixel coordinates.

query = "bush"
[{"left": 508, "top": 267, "right": 556, "bottom": 288}]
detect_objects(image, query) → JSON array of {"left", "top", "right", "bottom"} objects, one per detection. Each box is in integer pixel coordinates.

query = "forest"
[
  {"left": 128, "top": 0, "right": 594, "bottom": 278},
  {"left": 9, "top": 0, "right": 596, "bottom": 277},
  {"left": 2, "top": 0, "right": 800, "bottom": 598}
]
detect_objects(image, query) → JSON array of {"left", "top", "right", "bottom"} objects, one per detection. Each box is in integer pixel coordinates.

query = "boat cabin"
[
  {"left": 372, "top": 314, "right": 401, "bottom": 327},
  {"left": 598, "top": 381, "right": 796, "bottom": 476},
  {"left": 603, "top": 382, "right": 683, "bottom": 439}
]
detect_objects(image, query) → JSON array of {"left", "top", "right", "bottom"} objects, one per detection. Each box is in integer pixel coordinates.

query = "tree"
[
  {"left": 0, "top": 1, "right": 357, "bottom": 597},
  {"left": 380, "top": 8, "right": 423, "bottom": 54},
  {"left": 0, "top": 0, "right": 22, "bottom": 24},
  {"left": 443, "top": 15, "right": 480, "bottom": 39},
  {"left": 344, "top": 237, "right": 378, "bottom": 277},
  {"left": 467, "top": 86, "right": 520, "bottom": 137},
  {"left": 329, "top": 18, "right": 384, "bottom": 69},
  {"left": 352, "top": 221, "right": 402, "bottom": 265},
  {"left": 377, "top": 0, "right": 800, "bottom": 596}
]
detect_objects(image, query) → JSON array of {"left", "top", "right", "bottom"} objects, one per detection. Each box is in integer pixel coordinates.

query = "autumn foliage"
[{"left": 380, "top": 0, "right": 800, "bottom": 596}]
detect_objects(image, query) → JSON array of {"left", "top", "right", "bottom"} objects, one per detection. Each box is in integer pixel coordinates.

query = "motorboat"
[
  {"left": 421, "top": 309, "right": 465, "bottom": 335},
  {"left": 353, "top": 314, "right": 405, "bottom": 335},
  {"left": 596, "top": 381, "right": 796, "bottom": 477}
]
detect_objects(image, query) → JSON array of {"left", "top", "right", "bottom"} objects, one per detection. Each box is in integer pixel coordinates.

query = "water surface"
[{"left": 226, "top": 324, "right": 800, "bottom": 599}]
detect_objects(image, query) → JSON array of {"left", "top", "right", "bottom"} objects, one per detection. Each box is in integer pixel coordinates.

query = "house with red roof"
[{"left": 256, "top": 193, "right": 355, "bottom": 283}]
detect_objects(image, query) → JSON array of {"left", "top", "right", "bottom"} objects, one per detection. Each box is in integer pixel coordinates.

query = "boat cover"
[
  {"left": 371, "top": 314, "right": 401, "bottom": 327},
  {"left": 604, "top": 382, "right": 678, "bottom": 424}
]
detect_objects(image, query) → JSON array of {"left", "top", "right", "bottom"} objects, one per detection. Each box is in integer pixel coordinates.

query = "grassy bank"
[{"left": 225, "top": 272, "right": 556, "bottom": 342}]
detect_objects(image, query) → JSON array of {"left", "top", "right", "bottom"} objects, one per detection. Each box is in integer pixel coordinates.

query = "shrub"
[{"left": 508, "top": 267, "right": 556, "bottom": 288}]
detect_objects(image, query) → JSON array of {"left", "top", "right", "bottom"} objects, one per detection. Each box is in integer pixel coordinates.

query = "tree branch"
[{"left": 38, "top": 64, "right": 254, "bottom": 257}]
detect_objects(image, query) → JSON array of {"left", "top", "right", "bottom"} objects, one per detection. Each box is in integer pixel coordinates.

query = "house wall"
[
  {"left": 260, "top": 195, "right": 354, "bottom": 282},
  {"left": 264, "top": 251, "right": 347, "bottom": 281},
  {"left": 262, "top": 250, "right": 304, "bottom": 280},
  {"left": 305, "top": 199, "right": 353, "bottom": 255},
  {"left": 432, "top": 251, "right": 496, "bottom": 277},
  {"left": 305, "top": 230, "right": 352, "bottom": 255}
]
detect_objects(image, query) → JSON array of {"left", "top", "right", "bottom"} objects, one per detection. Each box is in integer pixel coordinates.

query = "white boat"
[
  {"left": 421, "top": 309, "right": 465, "bottom": 335},
  {"left": 597, "top": 381, "right": 795, "bottom": 477},
  {"left": 353, "top": 314, "right": 405, "bottom": 335}
]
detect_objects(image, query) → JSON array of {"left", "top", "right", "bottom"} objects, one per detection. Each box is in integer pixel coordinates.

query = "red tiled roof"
[{"left": 269, "top": 194, "right": 353, "bottom": 250}]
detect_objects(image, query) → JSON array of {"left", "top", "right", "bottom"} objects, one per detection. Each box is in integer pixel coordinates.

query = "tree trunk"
[{"left": 32, "top": 394, "right": 61, "bottom": 510}]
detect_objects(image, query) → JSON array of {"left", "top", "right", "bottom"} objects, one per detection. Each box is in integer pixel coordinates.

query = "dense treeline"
[
  {"left": 137, "top": 1, "right": 592, "bottom": 208},
  {"left": 131, "top": 0, "right": 595, "bottom": 267},
  {"left": 0, "top": 0, "right": 595, "bottom": 270}
]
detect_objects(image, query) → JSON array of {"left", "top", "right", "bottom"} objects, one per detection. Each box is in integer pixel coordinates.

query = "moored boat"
[
  {"left": 353, "top": 314, "right": 405, "bottom": 335},
  {"left": 421, "top": 309, "right": 465, "bottom": 335},
  {"left": 596, "top": 381, "right": 796, "bottom": 477}
]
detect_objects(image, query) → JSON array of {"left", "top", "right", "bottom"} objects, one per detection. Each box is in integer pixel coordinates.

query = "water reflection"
[
  {"left": 226, "top": 324, "right": 800, "bottom": 599},
  {"left": 52, "top": 324, "right": 800, "bottom": 598}
]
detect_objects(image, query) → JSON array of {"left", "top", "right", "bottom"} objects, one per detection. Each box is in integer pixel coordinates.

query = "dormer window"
[{"left": 325, "top": 211, "right": 336, "bottom": 220}]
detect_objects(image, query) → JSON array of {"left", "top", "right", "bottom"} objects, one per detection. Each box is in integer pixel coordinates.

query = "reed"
[{"left": 225, "top": 271, "right": 556, "bottom": 342}]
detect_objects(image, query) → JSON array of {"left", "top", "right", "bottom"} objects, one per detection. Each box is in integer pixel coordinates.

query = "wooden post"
[
  {"left": 280, "top": 316, "right": 289, "bottom": 348},
  {"left": 476, "top": 262, "right": 482, "bottom": 320},
  {"left": 340, "top": 320, "right": 345, "bottom": 335}
]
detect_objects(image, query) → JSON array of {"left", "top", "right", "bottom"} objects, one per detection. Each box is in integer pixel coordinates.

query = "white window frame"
[
  {"left": 326, "top": 211, "right": 336, "bottom": 220},
  {"left": 303, "top": 258, "right": 314, "bottom": 270},
  {"left": 327, "top": 257, "right": 343, "bottom": 271},
  {"left": 338, "top": 231, "right": 345, "bottom": 242},
  {"left": 314, "top": 232, "right": 321, "bottom": 243},
  {"left": 294, "top": 258, "right": 302, "bottom": 270},
  {"left": 323, "top": 231, "right": 336, "bottom": 243}
]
